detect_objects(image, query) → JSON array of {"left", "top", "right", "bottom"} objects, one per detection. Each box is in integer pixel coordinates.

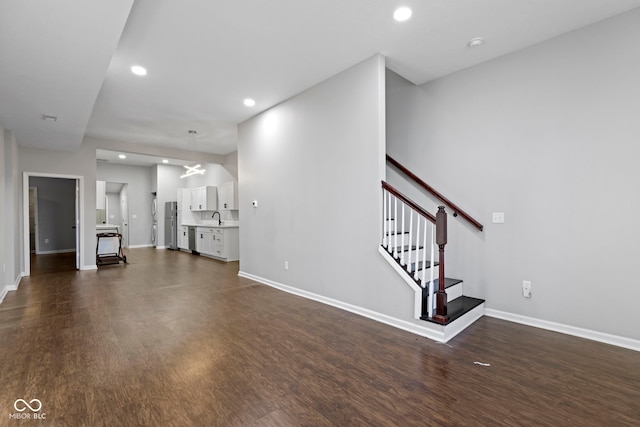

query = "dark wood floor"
[
  {"left": 30, "top": 252, "right": 77, "bottom": 275},
  {"left": 1, "top": 248, "right": 639, "bottom": 426}
]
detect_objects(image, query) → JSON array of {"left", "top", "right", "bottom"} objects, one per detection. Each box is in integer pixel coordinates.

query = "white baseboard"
[
  {"left": 128, "top": 244, "right": 153, "bottom": 249},
  {"left": 81, "top": 265, "right": 98, "bottom": 271},
  {"left": 485, "top": 309, "right": 640, "bottom": 352},
  {"left": 2, "top": 273, "right": 25, "bottom": 302},
  {"left": 238, "top": 271, "right": 446, "bottom": 342}
]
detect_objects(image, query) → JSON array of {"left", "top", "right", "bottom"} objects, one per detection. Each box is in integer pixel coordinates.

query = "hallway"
[{"left": 0, "top": 248, "right": 639, "bottom": 425}]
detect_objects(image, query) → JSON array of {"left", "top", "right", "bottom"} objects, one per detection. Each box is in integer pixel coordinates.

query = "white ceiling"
[{"left": 2, "top": 0, "right": 640, "bottom": 159}]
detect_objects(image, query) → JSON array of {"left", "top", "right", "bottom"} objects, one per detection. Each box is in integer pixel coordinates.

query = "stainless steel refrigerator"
[{"left": 165, "top": 201, "right": 178, "bottom": 250}]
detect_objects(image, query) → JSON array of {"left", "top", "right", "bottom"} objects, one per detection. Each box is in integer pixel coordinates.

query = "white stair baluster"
[
  {"left": 421, "top": 218, "right": 428, "bottom": 288},
  {"left": 414, "top": 213, "right": 420, "bottom": 281},
  {"left": 406, "top": 210, "right": 413, "bottom": 273},
  {"left": 400, "top": 204, "right": 406, "bottom": 266},
  {"left": 393, "top": 197, "right": 398, "bottom": 258}
]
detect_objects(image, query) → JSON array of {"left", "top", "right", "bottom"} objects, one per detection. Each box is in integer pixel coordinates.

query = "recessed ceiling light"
[
  {"left": 162, "top": 159, "right": 169, "bottom": 164},
  {"left": 118, "top": 154, "right": 126, "bottom": 159},
  {"left": 131, "top": 65, "right": 147, "bottom": 76},
  {"left": 468, "top": 37, "right": 484, "bottom": 48},
  {"left": 244, "top": 98, "right": 256, "bottom": 107},
  {"left": 393, "top": 7, "right": 412, "bottom": 22}
]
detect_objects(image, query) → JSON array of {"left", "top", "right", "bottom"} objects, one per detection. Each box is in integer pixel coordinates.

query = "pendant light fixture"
[{"left": 181, "top": 130, "right": 206, "bottom": 179}]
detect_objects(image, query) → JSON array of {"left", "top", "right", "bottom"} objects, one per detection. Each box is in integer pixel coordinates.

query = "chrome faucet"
[{"left": 212, "top": 211, "right": 222, "bottom": 225}]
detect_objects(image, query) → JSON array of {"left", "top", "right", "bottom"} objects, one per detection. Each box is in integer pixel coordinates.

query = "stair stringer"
[
  {"left": 379, "top": 246, "right": 486, "bottom": 342},
  {"left": 378, "top": 246, "right": 423, "bottom": 319}
]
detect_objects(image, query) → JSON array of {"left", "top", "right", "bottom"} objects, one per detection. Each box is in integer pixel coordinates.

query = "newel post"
[{"left": 433, "top": 206, "right": 449, "bottom": 324}]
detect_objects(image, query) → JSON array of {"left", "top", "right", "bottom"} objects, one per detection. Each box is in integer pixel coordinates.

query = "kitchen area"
[
  {"left": 97, "top": 152, "right": 240, "bottom": 263},
  {"left": 168, "top": 181, "right": 239, "bottom": 262}
]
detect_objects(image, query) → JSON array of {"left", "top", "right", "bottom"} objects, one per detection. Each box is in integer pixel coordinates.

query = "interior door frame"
[
  {"left": 29, "top": 186, "right": 39, "bottom": 254},
  {"left": 22, "top": 172, "right": 84, "bottom": 275}
]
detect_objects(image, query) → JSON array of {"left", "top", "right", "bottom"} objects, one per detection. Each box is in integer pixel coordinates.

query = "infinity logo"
[{"left": 14, "top": 399, "right": 42, "bottom": 412}]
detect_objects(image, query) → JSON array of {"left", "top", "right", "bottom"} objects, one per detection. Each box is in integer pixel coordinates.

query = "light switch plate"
[{"left": 492, "top": 212, "right": 505, "bottom": 224}]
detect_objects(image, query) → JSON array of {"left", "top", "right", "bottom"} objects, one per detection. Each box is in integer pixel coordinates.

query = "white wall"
[
  {"left": 0, "top": 128, "right": 19, "bottom": 297},
  {"left": 386, "top": 9, "right": 640, "bottom": 341},
  {"left": 97, "top": 163, "right": 153, "bottom": 247},
  {"left": 181, "top": 162, "right": 238, "bottom": 225},
  {"left": 29, "top": 177, "right": 77, "bottom": 253},
  {"left": 0, "top": 127, "right": 5, "bottom": 298},
  {"left": 238, "top": 55, "right": 418, "bottom": 320},
  {"left": 18, "top": 141, "right": 97, "bottom": 270},
  {"left": 106, "top": 193, "right": 121, "bottom": 226},
  {"left": 4, "top": 131, "right": 22, "bottom": 288},
  {"left": 156, "top": 164, "right": 182, "bottom": 247},
  {"left": 223, "top": 151, "right": 238, "bottom": 180}
]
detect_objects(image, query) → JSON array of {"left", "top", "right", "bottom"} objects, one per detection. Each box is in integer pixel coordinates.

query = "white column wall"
[{"left": 238, "top": 55, "right": 417, "bottom": 320}]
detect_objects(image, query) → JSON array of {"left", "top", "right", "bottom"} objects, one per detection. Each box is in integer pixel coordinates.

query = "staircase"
[{"left": 380, "top": 157, "right": 485, "bottom": 342}]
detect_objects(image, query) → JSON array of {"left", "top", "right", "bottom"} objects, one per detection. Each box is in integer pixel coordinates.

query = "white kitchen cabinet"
[
  {"left": 196, "top": 227, "right": 213, "bottom": 254},
  {"left": 96, "top": 180, "right": 106, "bottom": 209},
  {"left": 218, "top": 181, "right": 238, "bottom": 210},
  {"left": 190, "top": 186, "right": 217, "bottom": 211},
  {"left": 194, "top": 226, "right": 239, "bottom": 261},
  {"left": 177, "top": 188, "right": 195, "bottom": 224},
  {"left": 178, "top": 225, "right": 189, "bottom": 250}
]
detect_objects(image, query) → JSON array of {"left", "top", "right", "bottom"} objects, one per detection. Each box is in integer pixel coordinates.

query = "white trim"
[
  {"left": 485, "top": 309, "right": 640, "bottom": 353},
  {"left": 23, "top": 172, "right": 85, "bottom": 276},
  {"left": 238, "top": 270, "right": 447, "bottom": 342},
  {"left": 7, "top": 272, "right": 24, "bottom": 291},
  {"left": 36, "top": 249, "right": 77, "bottom": 255},
  {"left": 29, "top": 186, "right": 40, "bottom": 254},
  {"left": 443, "top": 303, "right": 485, "bottom": 342},
  {"left": 378, "top": 246, "right": 423, "bottom": 319},
  {"left": 81, "top": 265, "right": 98, "bottom": 271},
  {"left": 0, "top": 286, "right": 7, "bottom": 304},
  {"left": 128, "top": 244, "right": 153, "bottom": 249}
]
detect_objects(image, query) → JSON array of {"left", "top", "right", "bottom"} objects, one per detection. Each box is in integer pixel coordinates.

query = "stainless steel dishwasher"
[{"left": 188, "top": 226, "right": 198, "bottom": 254}]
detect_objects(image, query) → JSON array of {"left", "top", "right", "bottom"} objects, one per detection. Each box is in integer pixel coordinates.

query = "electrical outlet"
[
  {"left": 284, "top": 261, "right": 289, "bottom": 270},
  {"left": 45, "top": 238, "right": 49, "bottom": 244},
  {"left": 522, "top": 280, "right": 532, "bottom": 298},
  {"left": 492, "top": 212, "right": 505, "bottom": 224}
]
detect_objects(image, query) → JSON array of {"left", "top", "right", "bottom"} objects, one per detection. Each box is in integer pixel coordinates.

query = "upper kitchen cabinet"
[
  {"left": 96, "top": 180, "right": 106, "bottom": 209},
  {"left": 190, "top": 186, "right": 217, "bottom": 211},
  {"left": 218, "top": 181, "right": 238, "bottom": 210}
]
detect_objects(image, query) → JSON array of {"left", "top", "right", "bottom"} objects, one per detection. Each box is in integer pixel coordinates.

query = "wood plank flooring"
[{"left": 1, "top": 248, "right": 639, "bottom": 426}]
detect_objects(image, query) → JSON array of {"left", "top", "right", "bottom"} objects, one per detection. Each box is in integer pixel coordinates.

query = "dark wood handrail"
[
  {"left": 382, "top": 181, "right": 436, "bottom": 223},
  {"left": 386, "top": 155, "right": 484, "bottom": 232}
]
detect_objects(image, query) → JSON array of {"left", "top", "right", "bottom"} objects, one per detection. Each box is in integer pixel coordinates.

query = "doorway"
[
  {"left": 105, "top": 182, "right": 129, "bottom": 248},
  {"left": 28, "top": 187, "right": 38, "bottom": 253},
  {"left": 23, "top": 172, "right": 84, "bottom": 275}
]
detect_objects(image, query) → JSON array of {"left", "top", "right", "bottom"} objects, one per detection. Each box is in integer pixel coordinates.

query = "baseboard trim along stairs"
[
  {"left": 378, "top": 246, "right": 484, "bottom": 340},
  {"left": 238, "top": 270, "right": 478, "bottom": 343}
]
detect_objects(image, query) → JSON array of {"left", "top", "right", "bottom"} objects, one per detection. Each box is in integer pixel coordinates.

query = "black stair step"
[
  {"left": 424, "top": 277, "right": 462, "bottom": 289},
  {"left": 409, "top": 260, "right": 438, "bottom": 273},
  {"left": 385, "top": 230, "right": 409, "bottom": 236},
  {"left": 420, "top": 296, "right": 485, "bottom": 325},
  {"left": 391, "top": 245, "right": 424, "bottom": 253}
]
